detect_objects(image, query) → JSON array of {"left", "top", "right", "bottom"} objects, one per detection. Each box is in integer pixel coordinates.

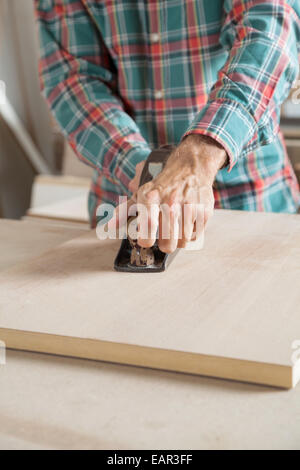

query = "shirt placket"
[{"left": 148, "top": 0, "right": 168, "bottom": 145}]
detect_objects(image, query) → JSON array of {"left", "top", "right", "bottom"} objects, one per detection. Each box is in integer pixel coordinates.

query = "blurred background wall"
[{"left": 0, "top": 0, "right": 56, "bottom": 218}]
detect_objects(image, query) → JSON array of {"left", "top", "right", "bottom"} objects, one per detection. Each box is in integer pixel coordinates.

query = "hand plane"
[{"left": 114, "top": 144, "right": 178, "bottom": 273}]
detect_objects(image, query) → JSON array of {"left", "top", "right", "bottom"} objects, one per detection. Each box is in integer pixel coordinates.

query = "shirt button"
[
  {"left": 150, "top": 33, "right": 160, "bottom": 43},
  {"left": 154, "top": 90, "right": 163, "bottom": 99}
]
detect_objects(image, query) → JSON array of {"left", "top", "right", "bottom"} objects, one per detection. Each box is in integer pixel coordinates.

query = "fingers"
[
  {"left": 191, "top": 204, "right": 205, "bottom": 241},
  {"left": 178, "top": 201, "right": 196, "bottom": 248},
  {"left": 107, "top": 197, "right": 136, "bottom": 233},
  {"left": 107, "top": 182, "right": 214, "bottom": 254},
  {"left": 137, "top": 186, "right": 160, "bottom": 248},
  {"left": 191, "top": 187, "right": 214, "bottom": 240},
  {"left": 178, "top": 187, "right": 214, "bottom": 249},
  {"left": 137, "top": 185, "right": 214, "bottom": 254},
  {"left": 178, "top": 187, "right": 201, "bottom": 248},
  {"left": 158, "top": 196, "right": 180, "bottom": 254}
]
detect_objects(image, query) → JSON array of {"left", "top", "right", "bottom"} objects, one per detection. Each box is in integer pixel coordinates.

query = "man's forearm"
[
  {"left": 180, "top": 1, "right": 300, "bottom": 171},
  {"left": 35, "top": 0, "right": 151, "bottom": 195}
]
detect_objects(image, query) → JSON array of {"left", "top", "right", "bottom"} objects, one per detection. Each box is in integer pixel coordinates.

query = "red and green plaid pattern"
[{"left": 35, "top": 0, "right": 300, "bottom": 226}]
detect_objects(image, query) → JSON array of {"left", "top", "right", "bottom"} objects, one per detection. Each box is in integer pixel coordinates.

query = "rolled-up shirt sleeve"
[
  {"left": 181, "top": 0, "right": 300, "bottom": 171},
  {"left": 34, "top": 0, "right": 151, "bottom": 194}
]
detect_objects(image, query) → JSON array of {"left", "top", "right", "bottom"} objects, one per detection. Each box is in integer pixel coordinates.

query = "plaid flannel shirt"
[{"left": 35, "top": 0, "right": 300, "bottom": 226}]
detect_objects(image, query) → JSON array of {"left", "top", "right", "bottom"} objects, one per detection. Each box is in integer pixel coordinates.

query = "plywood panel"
[
  {"left": 0, "top": 210, "right": 299, "bottom": 388},
  {"left": 30, "top": 175, "right": 90, "bottom": 209},
  {"left": 27, "top": 195, "right": 89, "bottom": 224},
  {"left": 0, "top": 219, "right": 86, "bottom": 271}
]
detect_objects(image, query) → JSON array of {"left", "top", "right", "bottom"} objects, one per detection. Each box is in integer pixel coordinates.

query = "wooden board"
[
  {"left": 27, "top": 194, "right": 89, "bottom": 224},
  {"left": 29, "top": 175, "right": 90, "bottom": 210},
  {"left": 0, "top": 219, "right": 86, "bottom": 271},
  {"left": 2, "top": 217, "right": 300, "bottom": 450},
  {"left": 0, "top": 210, "right": 300, "bottom": 388}
]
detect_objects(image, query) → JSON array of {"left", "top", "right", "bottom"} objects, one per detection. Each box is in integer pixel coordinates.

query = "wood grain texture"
[
  {"left": 0, "top": 210, "right": 299, "bottom": 388},
  {"left": 0, "top": 219, "right": 86, "bottom": 271}
]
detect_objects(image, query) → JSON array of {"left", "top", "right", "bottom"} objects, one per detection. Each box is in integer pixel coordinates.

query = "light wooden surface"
[
  {"left": 0, "top": 219, "right": 86, "bottom": 271},
  {"left": 1, "top": 210, "right": 299, "bottom": 388},
  {"left": 30, "top": 175, "right": 90, "bottom": 209},
  {"left": 0, "top": 217, "right": 300, "bottom": 449},
  {"left": 26, "top": 195, "right": 89, "bottom": 224}
]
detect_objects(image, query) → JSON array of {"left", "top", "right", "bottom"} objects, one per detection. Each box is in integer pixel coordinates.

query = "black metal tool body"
[{"left": 114, "top": 144, "right": 177, "bottom": 273}]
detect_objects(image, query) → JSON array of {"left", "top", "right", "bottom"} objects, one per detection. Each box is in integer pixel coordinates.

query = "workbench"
[{"left": 0, "top": 217, "right": 299, "bottom": 450}]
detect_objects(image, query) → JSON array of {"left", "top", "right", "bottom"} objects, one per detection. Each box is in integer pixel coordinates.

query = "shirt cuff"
[{"left": 181, "top": 99, "right": 258, "bottom": 172}]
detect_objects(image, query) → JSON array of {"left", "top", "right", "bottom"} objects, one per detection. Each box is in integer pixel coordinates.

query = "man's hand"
[
  {"left": 109, "top": 134, "right": 227, "bottom": 253},
  {"left": 136, "top": 134, "right": 227, "bottom": 252}
]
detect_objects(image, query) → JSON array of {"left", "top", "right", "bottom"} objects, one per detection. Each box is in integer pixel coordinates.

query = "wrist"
[{"left": 180, "top": 133, "right": 228, "bottom": 180}]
